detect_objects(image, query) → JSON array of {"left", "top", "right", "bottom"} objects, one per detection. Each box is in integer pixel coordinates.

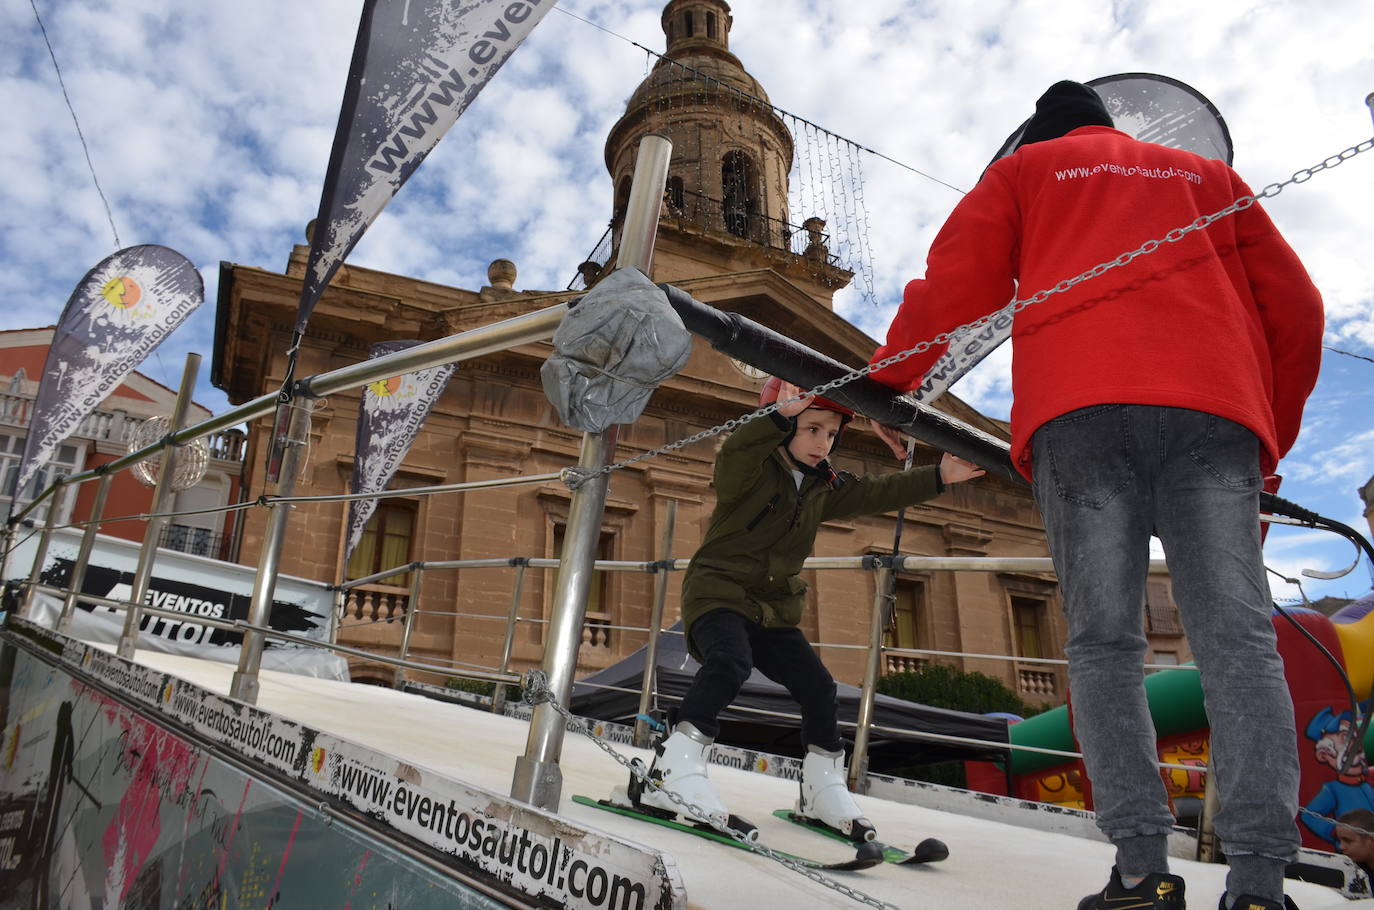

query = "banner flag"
[
  {"left": 12, "top": 245, "right": 202, "bottom": 500},
  {"left": 921, "top": 73, "right": 1234, "bottom": 405},
  {"left": 345, "top": 341, "right": 456, "bottom": 560},
  {"left": 293, "top": 0, "right": 554, "bottom": 334}
]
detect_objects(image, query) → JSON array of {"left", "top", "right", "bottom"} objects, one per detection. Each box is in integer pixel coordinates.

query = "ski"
[
  {"left": 572, "top": 795, "right": 885, "bottom": 871},
  {"left": 773, "top": 809, "right": 950, "bottom": 866}
]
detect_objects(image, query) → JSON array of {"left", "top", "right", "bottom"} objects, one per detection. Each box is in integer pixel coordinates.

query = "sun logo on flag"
[
  {"left": 366, "top": 376, "right": 403, "bottom": 398},
  {"left": 101, "top": 276, "right": 142, "bottom": 309}
]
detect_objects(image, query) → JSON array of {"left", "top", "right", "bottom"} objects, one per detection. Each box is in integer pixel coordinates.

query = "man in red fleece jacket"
[{"left": 870, "top": 81, "right": 1324, "bottom": 910}]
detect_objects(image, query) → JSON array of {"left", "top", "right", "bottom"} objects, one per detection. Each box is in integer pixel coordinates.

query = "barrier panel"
[{"left": 0, "top": 619, "right": 686, "bottom": 910}]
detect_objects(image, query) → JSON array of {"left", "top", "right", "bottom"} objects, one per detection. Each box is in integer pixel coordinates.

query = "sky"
[{"left": 5, "top": 0, "right": 1373, "bottom": 603}]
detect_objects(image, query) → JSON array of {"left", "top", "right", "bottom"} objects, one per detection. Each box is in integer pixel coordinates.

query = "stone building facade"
[{"left": 211, "top": 0, "right": 1190, "bottom": 702}]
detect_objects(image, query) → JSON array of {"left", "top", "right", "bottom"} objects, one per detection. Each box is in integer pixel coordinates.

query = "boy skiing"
[{"left": 631, "top": 377, "right": 984, "bottom": 840}]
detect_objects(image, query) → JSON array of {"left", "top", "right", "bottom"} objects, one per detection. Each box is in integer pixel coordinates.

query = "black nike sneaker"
[
  {"left": 1078, "top": 867, "right": 1186, "bottom": 910},
  {"left": 1219, "top": 896, "right": 1298, "bottom": 910}
]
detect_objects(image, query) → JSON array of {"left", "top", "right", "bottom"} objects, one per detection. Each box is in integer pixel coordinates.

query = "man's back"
[{"left": 873, "top": 125, "right": 1322, "bottom": 478}]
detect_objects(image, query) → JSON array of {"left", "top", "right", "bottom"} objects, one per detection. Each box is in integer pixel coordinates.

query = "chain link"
[
  {"left": 558, "top": 136, "right": 1374, "bottom": 492},
  {"left": 520, "top": 672, "right": 899, "bottom": 910}
]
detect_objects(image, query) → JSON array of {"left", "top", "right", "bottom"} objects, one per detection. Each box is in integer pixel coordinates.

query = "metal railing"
[
  {"left": 0, "top": 389, "right": 247, "bottom": 461},
  {"left": 566, "top": 186, "right": 842, "bottom": 291}
]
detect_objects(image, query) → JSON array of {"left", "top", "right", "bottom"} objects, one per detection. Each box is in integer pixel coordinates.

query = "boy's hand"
[
  {"left": 774, "top": 380, "right": 815, "bottom": 418},
  {"left": 873, "top": 422, "right": 909, "bottom": 459},
  {"left": 939, "top": 453, "right": 986, "bottom": 485}
]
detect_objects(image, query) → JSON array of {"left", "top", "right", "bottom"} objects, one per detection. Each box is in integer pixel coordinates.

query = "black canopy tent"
[{"left": 570, "top": 623, "right": 1011, "bottom": 774}]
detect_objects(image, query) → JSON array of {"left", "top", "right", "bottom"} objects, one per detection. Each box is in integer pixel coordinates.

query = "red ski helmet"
[{"left": 759, "top": 376, "right": 854, "bottom": 425}]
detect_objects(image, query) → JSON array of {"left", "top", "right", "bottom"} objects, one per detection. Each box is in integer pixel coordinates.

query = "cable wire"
[
  {"left": 29, "top": 0, "right": 121, "bottom": 249},
  {"left": 552, "top": 4, "right": 967, "bottom": 196}
]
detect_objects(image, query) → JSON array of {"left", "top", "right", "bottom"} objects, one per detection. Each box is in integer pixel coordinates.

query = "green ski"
[
  {"left": 773, "top": 810, "right": 949, "bottom": 866},
  {"left": 573, "top": 795, "right": 884, "bottom": 871}
]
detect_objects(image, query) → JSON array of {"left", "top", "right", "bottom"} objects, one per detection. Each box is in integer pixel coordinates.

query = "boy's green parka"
[{"left": 680, "top": 410, "right": 944, "bottom": 652}]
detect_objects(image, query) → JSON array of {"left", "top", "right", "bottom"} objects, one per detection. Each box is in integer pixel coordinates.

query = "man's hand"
[{"left": 872, "top": 422, "right": 909, "bottom": 459}]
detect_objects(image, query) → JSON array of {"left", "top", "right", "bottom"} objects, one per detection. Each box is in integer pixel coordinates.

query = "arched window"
[
  {"left": 683, "top": 11, "right": 693, "bottom": 37},
  {"left": 614, "top": 175, "right": 632, "bottom": 225},
  {"left": 706, "top": 11, "right": 717, "bottom": 38},
  {"left": 721, "top": 151, "right": 757, "bottom": 239},
  {"left": 665, "top": 175, "right": 684, "bottom": 212}
]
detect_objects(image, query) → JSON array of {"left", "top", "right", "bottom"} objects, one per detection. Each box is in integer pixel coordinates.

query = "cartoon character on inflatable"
[{"left": 1300, "top": 706, "right": 1374, "bottom": 846}]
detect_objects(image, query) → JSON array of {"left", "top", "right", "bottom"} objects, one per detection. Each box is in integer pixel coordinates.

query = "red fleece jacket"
[{"left": 870, "top": 126, "right": 1324, "bottom": 480}]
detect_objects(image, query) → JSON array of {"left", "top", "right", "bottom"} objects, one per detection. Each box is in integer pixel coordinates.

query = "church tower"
[{"left": 600, "top": 0, "right": 851, "bottom": 304}]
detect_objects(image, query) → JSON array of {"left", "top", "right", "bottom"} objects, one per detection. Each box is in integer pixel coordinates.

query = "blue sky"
[{"left": 6, "top": 0, "right": 1373, "bottom": 601}]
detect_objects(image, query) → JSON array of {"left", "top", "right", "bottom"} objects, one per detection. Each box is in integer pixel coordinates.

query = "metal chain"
[
  {"left": 520, "top": 671, "right": 899, "bottom": 910},
  {"left": 1301, "top": 804, "right": 1374, "bottom": 839},
  {"left": 564, "top": 136, "right": 1374, "bottom": 491}
]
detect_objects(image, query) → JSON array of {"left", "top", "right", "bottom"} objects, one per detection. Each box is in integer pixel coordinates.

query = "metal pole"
[
  {"left": 116, "top": 352, "right": 201, "bottom": 659},
  {"left": 848, "top": 564, "right": 893, "bottom": 792},
  {"left": 511, "top": 428, "right": 618, "bottom": 805},
  {"left": 512, "top": 133, "right": 672, "bottom": 809},
  {"left": 492, "top": 561, "right": 528, "bottom": 716},
  {"left": 229, "top": 397, "right": 311, "bottom": 703},
  {"left": 1196, "top": 765, "right": 1221, "bottom": 862},
  {"left": 0, "top": 523, "right": 15, "bottom": 611},
  {"left": 20, "top": 479, "right": 69, "bottom": 616},
  {"left": 330, "top": 587, "right": 346, "bottom": 644},
  {"left": 58, "top": 472, "right": 113, "bottom": 634},
  {"left": 393, "top": 568, "right": 424, "bottom": 689},
  {"left": 634, "top": 499, "right": 676, "bottom": 748}
]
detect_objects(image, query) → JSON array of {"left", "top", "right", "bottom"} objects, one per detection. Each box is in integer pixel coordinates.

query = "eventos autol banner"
[
  {"left": 0, "top": 619, "right": 687, "bottom": 910},
  {"left": 12, "top": 245, "right": 202, "bottom": 499},
  {"left": 346, "top": 341, "right": 456, "bottom": 560},
  {"left": 295, "top": 0, "right": 554, "bottom": 333}
]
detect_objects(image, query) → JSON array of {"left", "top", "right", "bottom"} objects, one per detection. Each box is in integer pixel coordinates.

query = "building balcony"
[
  {"left": 0, "top": 390, "right": 246, "bottom": 464},
  {"left": 568, "top": 188, "right": 841, "bottom": 291}
]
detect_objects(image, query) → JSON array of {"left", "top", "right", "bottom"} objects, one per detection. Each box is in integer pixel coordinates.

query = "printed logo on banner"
[
  {"left": 100, "top": 275, "right": 143, "bottom": 311},
  {"left": 346, "top": 340, "right": 456, "bottom": 559},
  {"left": 12, "top": 245, "right": 202, "bottom": 499},
  {"left": 294, "top": 0, "right": 555, "bottom": 333},
  {"left": 41, "top": 558, "right": 325, "bottom": 647}
]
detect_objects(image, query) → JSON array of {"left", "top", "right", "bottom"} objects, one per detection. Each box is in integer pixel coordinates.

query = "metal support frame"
[
  {"left": 117, "top": 352, "right": 201, "bottom": 659},
  {"left": 57, "top": 473, "right": 113, "bottom": 634},
  {"left": 848, "top": 564, "right": 892, "bottom": 792},
  {"left": 634, "top": 500, "right": 676, "bottom": 748},
  {"left": 393, "top": 569, "right": 424, "bottom": 689},
  {"left": 512, "top": 133, "right": 672, "bottom": 809},
  {"left": 20, "top": 480, "right": 69, "bottom": 615},
  {"left": 229, "top": 396, "right": 311, "bottom": 702},
  {"left": 492, "top": 561, "right": 528, "bottom": 715},
  {"left": 1196, "top": 763, "right": 1221, "bottom": 862}
]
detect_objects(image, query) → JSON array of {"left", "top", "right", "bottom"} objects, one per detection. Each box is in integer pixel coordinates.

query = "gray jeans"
[{"left": 1032, "top": 405, "right": 1300, "bottom": 868}]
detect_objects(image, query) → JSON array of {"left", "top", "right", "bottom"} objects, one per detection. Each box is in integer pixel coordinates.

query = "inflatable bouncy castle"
[{"left": 966, "top": 592, "right": 1374, "bottom": 852}]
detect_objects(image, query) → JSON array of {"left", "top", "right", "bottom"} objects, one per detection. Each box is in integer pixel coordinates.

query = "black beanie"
[{"left": 1016, "top": 81, "right": 1113, "bottom": 149}]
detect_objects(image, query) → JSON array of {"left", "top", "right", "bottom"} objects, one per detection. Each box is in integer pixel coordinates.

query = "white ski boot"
[
  {"left": 632, "top": 722, "right": 730, "bottom": 825},
  {"left": 796, "top": 745, "right": 876, "bottom": 842}
]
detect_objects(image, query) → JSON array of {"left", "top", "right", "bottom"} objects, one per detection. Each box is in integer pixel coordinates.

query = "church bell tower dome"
[{"left": 604, "top": 1, "right": 795, "bottom": 261}]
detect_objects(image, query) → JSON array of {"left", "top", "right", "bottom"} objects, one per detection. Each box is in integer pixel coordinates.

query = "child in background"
[
  {"left": 632, "top": 378, "right": 984, "bottom": 840},
  {"left": 1336, "top": 810, "right": 1374, "bottom": 888}
]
